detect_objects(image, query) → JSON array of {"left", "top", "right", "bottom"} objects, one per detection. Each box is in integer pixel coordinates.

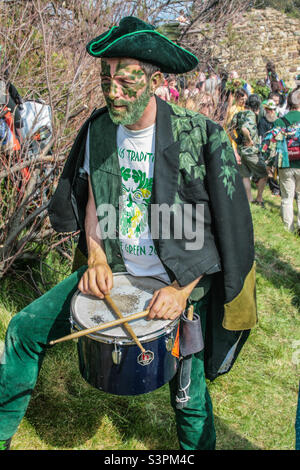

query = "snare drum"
[{"left": 70, "top": 273, "right": 179, "bottom": 396}]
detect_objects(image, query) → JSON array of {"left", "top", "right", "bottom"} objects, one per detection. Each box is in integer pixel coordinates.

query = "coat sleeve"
[
  {"left": 202, "top": 120, "right": 257, "bottom": 381},
  {"left": 48, "top": 122, "right": 88, "bottom": 232},
  {"left": 48, "top": 108, "right": 106, "bottom": 233},
  {"left": 203, "top": 119, "right": 257, "bottom": 331}
]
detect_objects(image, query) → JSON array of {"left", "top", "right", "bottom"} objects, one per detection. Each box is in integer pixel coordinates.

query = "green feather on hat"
[{"left": 86, "top": 16, "right": 198, "bottom": 74}]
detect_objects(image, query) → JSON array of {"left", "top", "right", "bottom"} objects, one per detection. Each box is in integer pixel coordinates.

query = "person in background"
[
  {"left": 205, "top": 69, "right": 219, "bottom": 101},
  {"left": 226, "top": 88, "right": 248, "bottom": 124},
  {"left": 230, "top": 94, "right": 268, "bottom": 207},
  {"left": 272, "top": 87, "right": 300, "bottom": 233},
  {"left": 228, "top": 70, "right": 252, "bottom": 97},
  {"left": 183, "top": 78, "right": 199, "bottom": 100},
  {"left": 268, "top": 91, "right": 287, "bottom": 118},
  {"left": 258, "top": 100, "right": 280, "bottom": 196},
  {"left": 0, "top": 47, "right": 23, "bottom": 143},
  {"left": 155, "top": 75, "right": 170, "bottom": 102},
  {"left": 185, "top": 91, "right": 216, "bottom": 119},
  {"left": 167, "top": 75, "right": 179, "bottom": 103},
  {"left": 258, "top": 99, "right": 278, "bottom": 137},
  {"left": 218, "top": 69, "right": 230, "bottom": 121},
  {"left": 225, "top": 88, "right": 248, "bottom": 164},
  {"left": 197, "top": 92, "right": 216, "bottom": 119},
  {"left": 196, "top": 68, "right": 206, "bottom": 92},
  {"left": 265, "top": 61, "right": 279, "bottom": 90}
]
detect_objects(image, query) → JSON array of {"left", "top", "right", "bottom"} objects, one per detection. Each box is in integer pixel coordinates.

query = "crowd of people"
[{"left": 155, "top": 61, "right": 300, "bottom": 235}]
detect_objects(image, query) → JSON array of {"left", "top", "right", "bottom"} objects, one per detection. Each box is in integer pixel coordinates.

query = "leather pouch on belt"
[{"left": 179, "top": 310, "right": 204, "bottom": 357}]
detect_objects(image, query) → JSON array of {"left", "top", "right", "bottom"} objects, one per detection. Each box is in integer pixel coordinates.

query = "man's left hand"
[{"left": 147, "top": 285, "right": 189, "bottom": 320}]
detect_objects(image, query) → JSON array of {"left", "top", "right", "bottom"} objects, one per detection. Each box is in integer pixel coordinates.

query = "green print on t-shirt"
[
  {"left": 118, "top": 147, "right": 154, "bottom": 163},
  {"left": 119, "top": 165, "right": 153, "bottom": 239}
]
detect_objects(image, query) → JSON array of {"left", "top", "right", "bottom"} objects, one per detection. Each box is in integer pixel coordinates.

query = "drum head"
[{"left": 71, "top": 273, "right": 174, "bottom": 343}]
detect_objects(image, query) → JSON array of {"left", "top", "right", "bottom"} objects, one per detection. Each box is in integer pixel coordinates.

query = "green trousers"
[{"left": 0, "top": 267, "right": 215, "bottom": 450}]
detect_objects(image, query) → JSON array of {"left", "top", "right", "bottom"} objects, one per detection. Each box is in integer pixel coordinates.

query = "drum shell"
[{"left": 76, "top": 327, "right": 179, "bottom": 396}]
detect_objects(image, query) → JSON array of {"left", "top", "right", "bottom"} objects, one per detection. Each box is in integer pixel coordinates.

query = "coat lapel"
[
  {"left": 153, "top": 97, "right": 180, "bottom": 206},
  {"left": 93, "top": 111, "right": 119, "bottom": 176}
]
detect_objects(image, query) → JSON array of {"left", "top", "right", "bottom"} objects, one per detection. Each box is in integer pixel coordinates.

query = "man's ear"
[{"left": 150, "top": 72, "right": 164, "bottom": 94}]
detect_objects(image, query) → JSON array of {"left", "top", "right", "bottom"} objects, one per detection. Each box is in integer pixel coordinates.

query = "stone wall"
[{"left": 194, "top": 8, "right": 300, "bottom": 87}]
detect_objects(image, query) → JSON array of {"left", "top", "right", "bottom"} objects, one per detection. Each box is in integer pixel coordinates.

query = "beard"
[{"left": 105, "top": 83, "right": 152, "bottom": 126}]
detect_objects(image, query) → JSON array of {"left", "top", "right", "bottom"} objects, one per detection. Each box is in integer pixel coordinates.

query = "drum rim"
[
  {"left": 70, "top": 273, "right": 178, "bottom": 345},
  {"left": 70, "top": 319, "right": 179, "bottom": 345}
]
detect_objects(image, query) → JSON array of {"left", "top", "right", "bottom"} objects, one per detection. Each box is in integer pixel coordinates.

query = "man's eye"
[{"left": 118, "top": 79, "right": 134, "bottom": 86}]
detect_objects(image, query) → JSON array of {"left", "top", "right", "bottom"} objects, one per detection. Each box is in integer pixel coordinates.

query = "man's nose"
[{"left": 108, "top": 80, "right": 121, "bottom": 101}]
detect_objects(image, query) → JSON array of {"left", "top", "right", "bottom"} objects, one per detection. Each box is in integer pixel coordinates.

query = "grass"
[{"left": 0, "top": 186, "right": 299, "bottom": 450}]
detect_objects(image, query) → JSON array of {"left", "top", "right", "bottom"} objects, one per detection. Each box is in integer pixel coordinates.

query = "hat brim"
[{"left": 86, "top": 25, "right": 198, "bottom": 74}]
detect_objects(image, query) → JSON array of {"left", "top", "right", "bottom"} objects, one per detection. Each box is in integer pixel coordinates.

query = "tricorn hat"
[{"left": 86, "top": 16, "right": 198, "bottom": 74}]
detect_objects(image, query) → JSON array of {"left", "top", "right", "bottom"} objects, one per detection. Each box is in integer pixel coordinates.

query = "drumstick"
[
  {"left": 187, "top": 305, "right": 194, "bottom": 321},
  {"left": 49, "top": 309, "right": 150, "bottom": 346},
  {"left": 104, "top": 294, "right": 146, "bottom": 353}
]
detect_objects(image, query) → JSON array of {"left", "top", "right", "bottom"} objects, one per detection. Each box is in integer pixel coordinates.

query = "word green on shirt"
[{"left": 120, "top": 241, "right": 158, "bottom": 256}]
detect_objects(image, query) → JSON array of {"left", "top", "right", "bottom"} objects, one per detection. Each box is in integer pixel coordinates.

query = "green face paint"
[
  {"left": 101, "top": 59, "right": 151, "bottom": 126},
  {"left": 101, "top": 60, "right": 111, "bottom": 77},
  {"left": 106, "top": 82, "right": 151, "bottom": 126}
]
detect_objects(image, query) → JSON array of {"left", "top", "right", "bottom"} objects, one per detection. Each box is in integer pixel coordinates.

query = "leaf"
[
  {"left": 179, "top": 152, "right": 195, "bottom": 174},
  {"left": 132, "top": 169, "right": 146, "bottom": 188},
  {"left": 209, "top": 131, "right": 221, "bottom": 154},
  {"left": 120, "top": 167, "right": 131, "bottom": 181},
  {"left": 194, "top": 164, "right": 206, "bottom": 180},
  {"left": 190, "top": 125, "right": 202, "bottom": 143},
  {"left": 176, "top": 117, "right": 192, "bottom": 133},
  {"left": 180, "top": 133, "right": 195, "bottom": 155},
  {"left": 170, "top": 103, "right": 187, "bottom": 117}
]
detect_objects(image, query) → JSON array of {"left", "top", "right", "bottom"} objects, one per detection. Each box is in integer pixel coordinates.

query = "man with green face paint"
[{"left": 0, "top": 17, "right": 257, "bottom": 451}]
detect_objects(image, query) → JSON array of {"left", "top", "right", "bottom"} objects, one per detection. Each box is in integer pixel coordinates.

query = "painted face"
[
  {"left": 237, "top": 95, "right": 247, "bottom": 106},
  {"left": 265, "top": 108, "right": 276, "bottom": 116},
  {"left": 100, "top": 58, "right": 152, "bottom": 126}
]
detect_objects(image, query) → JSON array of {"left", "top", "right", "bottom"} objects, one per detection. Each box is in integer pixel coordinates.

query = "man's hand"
[
  {"left": 244, "top": 138, "right": 254, "bottom": 147},
  {"left": 78, "top": 262, "right": 113, "bottom": 299},
  {"left": 147, "top": 284, "right": 189, "bottom": 320}
]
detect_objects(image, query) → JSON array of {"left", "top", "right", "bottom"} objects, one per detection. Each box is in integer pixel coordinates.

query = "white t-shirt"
[{"left": 83, "top": 123, "right": 170, "bottom": 284}]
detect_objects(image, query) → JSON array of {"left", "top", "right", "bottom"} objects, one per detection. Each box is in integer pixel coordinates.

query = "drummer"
[{"left": 0, "top": 17, "right": 257, "bottom": 451}]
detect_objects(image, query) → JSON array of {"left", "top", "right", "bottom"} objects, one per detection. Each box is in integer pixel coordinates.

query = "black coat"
[{"left": 48, "top": 97, "right": 257, "bottom": 381}]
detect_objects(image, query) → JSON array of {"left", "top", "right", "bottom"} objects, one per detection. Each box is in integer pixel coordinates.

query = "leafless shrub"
[{"left": 178, "top": 0, "right": 251, "bottom": 70}]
